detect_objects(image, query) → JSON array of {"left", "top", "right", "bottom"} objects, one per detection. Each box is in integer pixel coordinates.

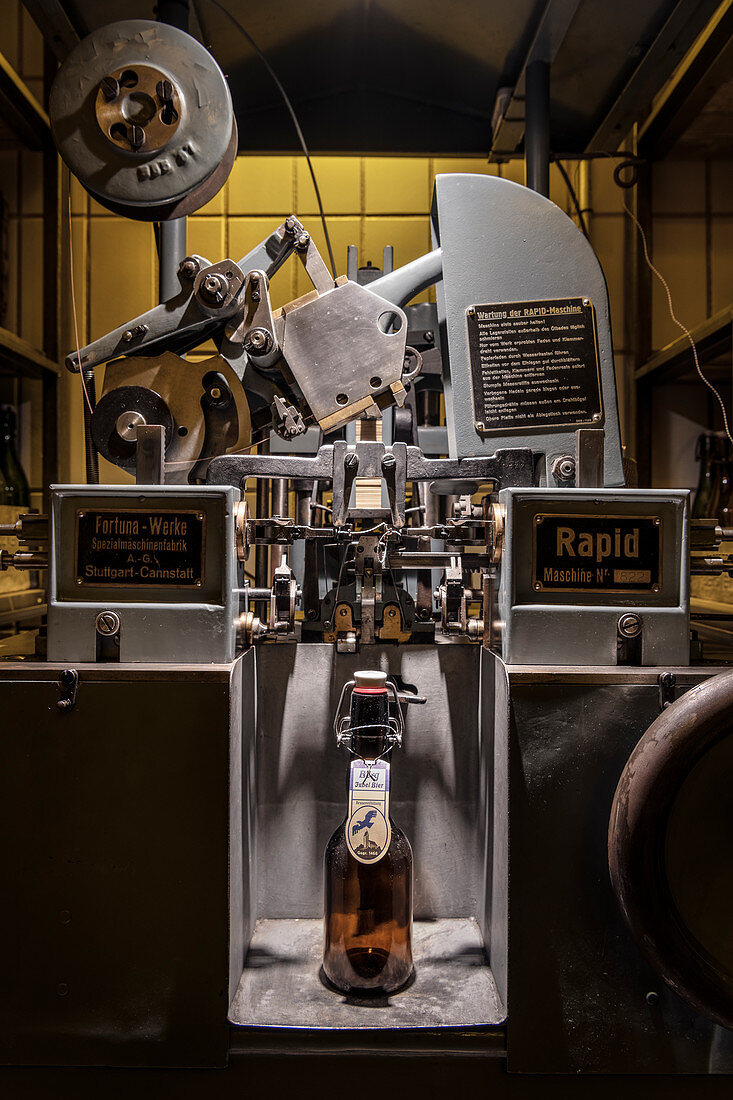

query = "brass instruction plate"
[
  {"left": 466, "top": 296, "right": 603, "bottom": 432},
  {"left": 75, "top": 509, "right": 205, "bottom": 588},
  {"left": 533, "top": 513, "right": 662, "bottom": 594}
]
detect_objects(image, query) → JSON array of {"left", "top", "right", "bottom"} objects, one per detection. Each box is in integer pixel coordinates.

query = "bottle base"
[{"left": 321, "top": 957, "right": 415, "bottom": 998}]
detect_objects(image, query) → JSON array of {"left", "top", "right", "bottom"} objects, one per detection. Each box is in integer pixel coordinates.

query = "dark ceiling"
[{"left": 34, "top": 0, "right": 731, "bottom": 156}]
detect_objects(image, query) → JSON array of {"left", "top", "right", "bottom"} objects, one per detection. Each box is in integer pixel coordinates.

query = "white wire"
[
  {"left": 622, "top": 197, "right": 733, "bottom": 446},
  {"left": 66, "top": 176, "right": 94, "bottom": 418}
]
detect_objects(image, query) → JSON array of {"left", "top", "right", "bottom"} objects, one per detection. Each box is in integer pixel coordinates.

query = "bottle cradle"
[{"left": 323, "top": 673, "right": 414, "bottom": 995}]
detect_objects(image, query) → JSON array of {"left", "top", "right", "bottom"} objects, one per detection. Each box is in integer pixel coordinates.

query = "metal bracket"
[
  {"left": 333, "top": 678, "right": 405, "bottom": 750},
  {"left": 658, "top": 671, "right": 677, "bottom": 711},
  {"left": 207, "top": 444, "right": 535, "bottom": 523},
  {"left": 57, "top": 668, "right": 78, "bottom": 712}
]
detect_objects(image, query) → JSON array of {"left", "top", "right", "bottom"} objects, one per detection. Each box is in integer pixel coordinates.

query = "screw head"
[
  {"left": 382, "top": 454, "right": 397, "bottom": 471},
  {"left": 127, "top": 124, "right": 145, "bottom": 150},
  {"left": 296, "top": 232, "right": 310, "bottom": 250},
  {"left": 618, "top": 613, "right": 642, "bottom": 639},
  {"left": 156, "top": 79, "right": 174, "bottom": 102},
  {"left": 95, "top": 610, "right": 120, "bottom": 637},
  {"left": 100, "top": 75, "right": 119, "bottom": 101},
  {"left": 423, "top": 330, "right": 434, "bottom": 343},
  {"left": 178, "top": 257, "right": 199, "bottom": 280},
  {"left": 344, "top": 452, "right": 359, "bottom": 470},
  {"left": 646, "top": 991, "right": 659, "bottom": 1006},
  {"left": 475, "top": 421, "right": 485, "bottom": 432}
]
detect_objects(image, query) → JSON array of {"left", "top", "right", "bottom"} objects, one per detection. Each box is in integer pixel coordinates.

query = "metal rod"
[
  {"left": 255, "top": 437, "right": 270, "bottom": 611},
  {"left": 156, "top": 0, "right": 188, "bottom": 304},
  {"left": 82, "top": 368, "right": 99, "bottom": 483},
  {"left": 525, "top": 59, "right": 550, "bottom": 197},
  {"left": 367, "top": 248, "right": 443, "bottom": 308},
  {"left": 271, "top": 478, "right": 288, "bottom": 518},
  {"left": 158, "top": 218, "right": 187, "bottom": 303}
]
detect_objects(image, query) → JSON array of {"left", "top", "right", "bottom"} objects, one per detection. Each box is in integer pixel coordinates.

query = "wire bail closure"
[{"left": 333, "top": 678, "right": 404, "bottom": 750}]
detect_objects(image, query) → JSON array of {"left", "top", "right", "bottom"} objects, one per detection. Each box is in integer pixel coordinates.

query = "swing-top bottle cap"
[{"left": 353, "top": 670, "right": 388, "bottom": 692}]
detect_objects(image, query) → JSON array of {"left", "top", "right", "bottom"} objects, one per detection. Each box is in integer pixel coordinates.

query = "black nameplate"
[
  {"left": 75, "top": 509, "right": 205, "bottom": 588},
  {"left": 466, "top": 296, "right": 603, "bottom": 432},
  {"left": 533, "top": 514, "right": 662, "bottom": 593}
]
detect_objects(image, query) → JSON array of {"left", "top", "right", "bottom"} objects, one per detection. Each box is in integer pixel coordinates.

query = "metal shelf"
[
  {"left": 0, "top": 326, "right": 60, "bottom": 379},
  {"left": 0, "top": 588, "right": 45, "bottom": 629},
  {"left": 635, "top": 304, "right": 733, "bottom": 385}
]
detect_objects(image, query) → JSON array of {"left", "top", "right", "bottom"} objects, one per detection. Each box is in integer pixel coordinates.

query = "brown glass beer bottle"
[{"left": 323, "top": 670, "right": 413, "bottom": 995}]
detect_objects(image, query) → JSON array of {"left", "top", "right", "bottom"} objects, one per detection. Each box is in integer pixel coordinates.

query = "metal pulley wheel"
[
  {"left": 609, "top": 670, "right": 733, "bottom": 1029},
  {"left": 92, "top": 385, "right": 174, "bottom": 470},
  {"left": 49, "top": 20, "right": 237, "bottom": 220}
]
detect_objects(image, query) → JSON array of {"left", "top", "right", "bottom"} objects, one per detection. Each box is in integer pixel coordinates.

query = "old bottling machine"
[{"left": 2, "top": 16, "right": 733, "bottom": 1083}]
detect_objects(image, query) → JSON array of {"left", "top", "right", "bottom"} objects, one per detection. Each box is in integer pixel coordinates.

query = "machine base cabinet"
[{"left": 2, "top": 652, "right": 733, "bottom": 1074}]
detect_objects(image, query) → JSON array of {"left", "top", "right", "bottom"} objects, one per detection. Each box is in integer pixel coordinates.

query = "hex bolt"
[
  {"left": 552, "top": 455, "right": 576, "bottom": 483},
  {"left": 243, "top": 328, "right": 273, "bottom": 354},
  {"left": 127, "top": 124, "right": 145, "bottom": 150},
  {"left": 95, "top": 610, "right": 120, "bottom": 637},
  {"left": 200, "top": 273, "right": 228, "bottom": 305},
  {"left": 100, "top": 75, "right": 119, "bottom": 101},
  {"left": 618, "top": 613, "right": 642, "bottom": 640},
  {"left": 156, "top": 79, "right": 174, "bottom": 103},
  {"left": 178, "top": 257, "right": 199, "bottom": 280}
]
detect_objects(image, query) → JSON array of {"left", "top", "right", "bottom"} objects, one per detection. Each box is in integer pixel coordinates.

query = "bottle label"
[{"left": 346, "top": 758, "right": 391, "bottom": 865}]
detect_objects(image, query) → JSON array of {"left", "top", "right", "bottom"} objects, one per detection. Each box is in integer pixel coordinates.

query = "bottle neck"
[{"left": 349, "top": 688, "right": 390, "bottom": 761}]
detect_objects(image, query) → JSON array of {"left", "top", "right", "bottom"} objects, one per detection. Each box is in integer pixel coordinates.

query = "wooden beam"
[{"left": 0, "top": 48, "right": 51, "bottom": 150}]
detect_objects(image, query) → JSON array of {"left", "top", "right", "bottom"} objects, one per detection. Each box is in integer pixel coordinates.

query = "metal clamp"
[
  {"left": 57, "top": 668, "right": 78, "bottom": 712},
  {"left": 333, "top": 678, "right": 404, "bottom": 749}
]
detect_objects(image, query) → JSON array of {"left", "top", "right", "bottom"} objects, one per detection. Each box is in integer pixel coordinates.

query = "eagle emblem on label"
[{"left": 346, "top": 760, "right": 391, "bottom": 864}]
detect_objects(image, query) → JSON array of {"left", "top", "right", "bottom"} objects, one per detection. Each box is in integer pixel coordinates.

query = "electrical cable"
[
  {"left": 622, "top": 198, "right": 733, "bottom": 446},
  {"left": 197, "top": 0, "right": 337, "bottom": 279},
  {"left": 67, "top": 184, "right": 93, "bottom": 420},
  {"left": 607, "top": 155, "right": 733, "bottom": 446},
  {"left": 67, "top": 177, "right": 100, "bottom": 483}
]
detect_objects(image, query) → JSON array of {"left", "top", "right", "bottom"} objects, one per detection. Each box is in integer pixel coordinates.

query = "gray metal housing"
[
  {"left": 47, "top": 484, "right": 239, "bottom": 663},
  {"left": 431, "top": 173, "right": 624, "bottom": 485},
  {"left": 498, "top": 487, "right": 690, "bottom": 665}
]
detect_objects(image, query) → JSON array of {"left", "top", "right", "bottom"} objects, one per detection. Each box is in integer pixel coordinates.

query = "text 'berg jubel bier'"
[{"left": 323, "top": 670, "right": 413, "bottom": 995}]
